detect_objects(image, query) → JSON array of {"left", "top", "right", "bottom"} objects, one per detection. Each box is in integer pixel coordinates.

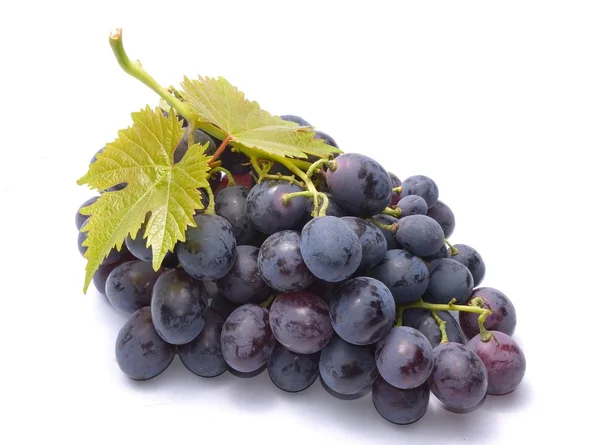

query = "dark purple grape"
[
  {"left": 220, "top": 304, "right": 275, "bottom": 372},
  {"left": 398, "top": 195, "right": 428, "bottom": 217},
  {"left": 216, "top": 245, "right": 270, "bottom": 304},
  {"left": 395, "top": 215, "right": 445, "bottom": 257},
  {"left": 125, "top": 223, "right": 179, "bottom": 267},
  {"left": 279, "top": 115, "right": 311, "bottom": 126},
  {"left": 177, "top": 214, "right": 237, "bottom": 281},
  {"left": 313, "top": 130, "right": 338, "bottom": 147},
  {"left": 92, "top": 252, "right": 135, "bottom": 295},
  {"left": 209, "top": 292, "right": 240, "bottom": 319},
  {"left": 75, "top": 196, "right": 99, "bottom": 230},
  {"left": 319, "top": 336, "right": 378, "bottom": 395},
  {"left": 402, "top": 309, "right": 466, "bottom": 347},
  {"left": 388, "top": 173, "right": 402, "bottom": 206},
  {"left": 451, "top": 244, "right": 486, "bottom": 287},
  {"left": 268, "top": 342, "right": 320, "bottom": 392},
  {"left": 174, "top": 128, "right": 217, "bottom": 163},
  {"left": 367, "top": 249, "right": 429, "bottom": 305},
  {"left": 341, "top": 217, "right": 387, "bottom": 271},
  {"left": 269, "top": 291, "right": 333, "bottom": 354},
  {"left": 215, "top": 185, "right": 261, "bottom": 245},
  {"left": 246, "top": 180, "right": 307, "bottom": 234},
  {"left": 326, "top": 153, "right": 393, "bottom": 217},
  {"left": 258, "top": 231, "right": 315, "bottom": 292},
  {"left": 428, "top": 342, "right": 488, "bottom": 411},
  {"left": 467, "top": 331, "right": 526, "bottom": 395},
  {"left": 372, "top": 376, "right": 430, "bottom": 425},
  {"left": 105, "top": 260, "right": 165, "bottom": 314},
  {"left": 306, "top": 193, "right": 347, "bottom": 217},
  {"left": 459, "top": 288, "right": 517, "bottom": 339},
  {"left": 426, "top": 200, "right": 456, "bottom": 238},
  {"left": 375, "top": 326, "right": 434, "bottom": 389},
  {"left": 178, "top": 308, "right": 227, "bottom": 378},
  {"left": 330, "top": 277, "right": 395, "bottom": 346},
  {"left": 300, "top": 216, "right": 362, "bottom": 282},
  {"left": 424, "top": 258, "right": 474, "bottom": 304},
  {"left": 115, "top": 307, "right": 176, "bottom": 380},
  {"left": 400, "top": 175, "right": 439, "bottom": 209},
  {"left": 372, "top": 214, "right": 400, "bottom": 250},
  {"left": 151, "top": 269, "right": 208, "bottom": 345}
]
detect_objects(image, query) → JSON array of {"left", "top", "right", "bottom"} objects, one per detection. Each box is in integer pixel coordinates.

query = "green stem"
[
  {"left": 445, "top": 239, "right": 459, "bottom": 256},
  {"left": 382, "top": 207, "right": 402, "bottom": 218},
  {"left": 398, "top": 298, "right": 493, "bottom": 341},
  {"left": 394, "top": 307, "right": 405, "bottom": 327},
  {"left": 250, "top": 157, "right": 304, "bottom": 187},
  {"left": 208, "top": 167, "right": 235, "bottom": 186},
  {"left": 203, "top": 185, "right": 215, "bottom": 214},
  {"left": 260, "top": 294, "right": 276, "bottom": 308},
  {"left": 431, "top": 311, "right": 449, "bottom": 344},
  {"left": 306, "top": 158, "right": 334, "bottom": 179},
  {"left": 109, "top": 29, "right": 193, "bottom": 123},
  {"left": 392, "top": 186, "right": 403, "bottom": 194},
  {"left": 281, "top": 190, "right": 313, "bottom": 205},
  {"left": 369, "top": 217, "right": 398, "bottom": 234}
]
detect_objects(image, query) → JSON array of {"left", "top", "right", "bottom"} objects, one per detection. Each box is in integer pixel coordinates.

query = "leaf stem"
[
  {"left": 445, "top": 239, "right": 459, "bottom": 256},
  {"left": 369, "top": 217, "right": 398, "bottom": 234},
  {"left": 208, "top": 167, "right": 235, "bottom": 186},
  {"left": 431, "top": 311, "right": 449, "bottom": 344},
  {"left": 382, "top": 207, "right": 402, "bottom": 218},
  {"left": 306, "top": 158, "right": 334, "bottom": 180},
  {"left": 209, "top": 135, "right": 233, "bottom": 164},
  {"left": 281, "top": 190, "right": 313, "bottom": 205},
  {"left": 109, "top": 29, "right": 194, "bottom": 123},
  {"left": 202, "top": 185, "right": 216, "bottom": 214}
]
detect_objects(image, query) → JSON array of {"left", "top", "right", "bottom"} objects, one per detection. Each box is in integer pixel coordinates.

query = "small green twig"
[
  {"left": 202, "top": 185, "right": 216, "bottom": 214},
  {"left": 445, "top": 239, "right": 459, "bottom": 256},
  {"left": 394, "top": 307, "right": 405, "bottom": 327},
  {"left": 281, "top": 190, "right": 313, "bottom": 205},
  {"left": 382, "top": 207, "right": 402, "bottom": 218},
  {"left": 392, "top": 186, "right": 403, "bottom": 194},
  {"left": 306, "top": 158, "right": 335, "bottom": 179},
  {"left": 431, "top": 311, "right": 449, "bottom": 344},
  {"left": 208, "top": 167, "right": 235, "bottom": 186},
  {"left": 369, "top": 217, "right": 398, "bottom": 234},
  {"left": 260, "top": 294, "right": 276, "bottom": 308}
]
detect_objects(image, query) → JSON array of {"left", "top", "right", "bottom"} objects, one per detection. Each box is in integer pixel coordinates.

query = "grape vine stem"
[
  {"left": 382, "top": 207, "right": 402, "bottom": 218},
  {"left": 445, "top": 239, "right": 459, "bottom": 255},
  {"left": 431, "top": 311, "right": 449, "bottom": 344},
  {"left": 208, "top": 167, "right": 235, "bottom": 186},
  {"left": 209, "top": 136, "right": 233, "bottom": 164},
  {"left": 369, "top": 218, "right": 398, "bottom": 233}
]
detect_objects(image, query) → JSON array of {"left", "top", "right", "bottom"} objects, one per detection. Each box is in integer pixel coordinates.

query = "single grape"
[
  {"left": 395, "top": 215, "right": 445, "bottom": 257},
  {"left": 367, "top": 249, "right": 429, "bottom": 305},
  {"left": 313, "top": 130, "right": 338, "bottom": 147},
  {"left": 459, "top": 287, "right": 517, "bottom": 338},
  {"left": 269, "top": 291, "right": 333, "bottom": 354},
  {"left": 179, "top": 308, "right": 228, "bottom": 378},
  {"left": 341, "top": 217, "right": 387, "bottom": 271},
  {"left": 388, "top": 173, "right": 402, "bottom": 206},
  {"left": 375, "top": 326, "right": 434, "bottom": 389},
  {"left": 400, "top": 175, "right": 439, "bottom": 209},
  {"left": 424, "top": 258, "right": 474, "bottom": 304},
  {"left": 246, "top": 180, "right": 307, "bottom": 234},
  {"left": 372, "top": 214, "right": 400, "bottom": 250},
  {"left": 75, "top": 196, "right": 99, "bottom": 230},
  {"left": 329, "top": 277, "right": 395, "bottom": 345},
  {"left": 279, "top": 114, "right": 311, "bottom": 126},
  {"left": 306, "top": 193, "right": 347, "bottom": 218},
  {"left": 325, "top": 153, "right": 393, "bottom": 217},
  {"left": 78, "top": 220, "right": 130, "bottom": 265},
  {"left": 220, "top": 304, "right": 275, "bottom": 373},
  {"left": 398, "top": 195, "right": 428, "bottom": 217},
  {"left": 319, "top": 336, "right": 378, "bottom": 395},
  {"left": 125, "top": 223, "right": 179, "bottom": 267},
  {"left": 216, "top": 245, "right": 270, "bottom": 304},
  {"left": 209, "top": 292, "right": 240, "bottom": 319},
  {"left": 258, "top": 231, "right": 314, "bottom": 292},
  {"left": 402, "top": 309, "right": 466, "bottom": 347},
  {"left": 151, "top": 269, "right": 208, "bottom": 345},
  {"left": 451, "top": 244, "right": 486, "bottom": 287},
  {"left": 300, "top": 216, "right": 362, "bottom": 282},
  {"left": 92, "top": 252, "right": 135, "bottom": 295},
  {"left": 215, "top": 185, "right": 261, "bottom": 245},
  {"left": 426, "top": 200, "right": 456, "bottom": 238},
  {"left": 105, "top": 260, "right": 165, "bottom": 314},
  {"left": 467, "top": 331, "right": 526, "bottom": 395},
  {"left": 115, "top": 307, "right": 177, "bottom": 380},
  {"left": 177, "top": 214, "right": 237, "bottom": 281},
  {"left": 174, "top": 128, "right": 217, "bottom": 163},
  {"left": 268, "top": 342, "right": 320, "bottom": 392},
  {"left": 428, "top": 342, "right": 488, "bottom": 411},
  {"left": 372, "top": 376, "right": 430, "bottom": 425}
]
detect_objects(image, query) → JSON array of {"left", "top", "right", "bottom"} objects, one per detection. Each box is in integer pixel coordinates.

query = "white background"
[{"left": 0, "top": 1, "right": 597, "bottom": 443}]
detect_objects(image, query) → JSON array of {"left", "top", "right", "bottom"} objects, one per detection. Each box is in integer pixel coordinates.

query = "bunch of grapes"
[{"left": 76, "top": 115, "right": 525, "bottom": 425}]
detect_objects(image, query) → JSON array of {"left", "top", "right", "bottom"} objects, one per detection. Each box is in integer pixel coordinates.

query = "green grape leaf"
[
  {"left": 76, "top": 106, "right": 211, "bottom": 292},
  {"left": 180, "top": 76, "right": 341, "bottom": 159}
]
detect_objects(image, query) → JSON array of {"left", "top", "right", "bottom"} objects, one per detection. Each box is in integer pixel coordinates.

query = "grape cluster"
[{"left": 76, "top": 115, "right": 526, "bottom": 425}]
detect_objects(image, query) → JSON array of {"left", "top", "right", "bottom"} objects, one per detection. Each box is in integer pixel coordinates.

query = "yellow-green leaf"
[
  {"left": 76, "top": 106, "right": 211, "bottom": 292},
  {"left": 180, "top": 76, "right": 341, "bottom": 159}
]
